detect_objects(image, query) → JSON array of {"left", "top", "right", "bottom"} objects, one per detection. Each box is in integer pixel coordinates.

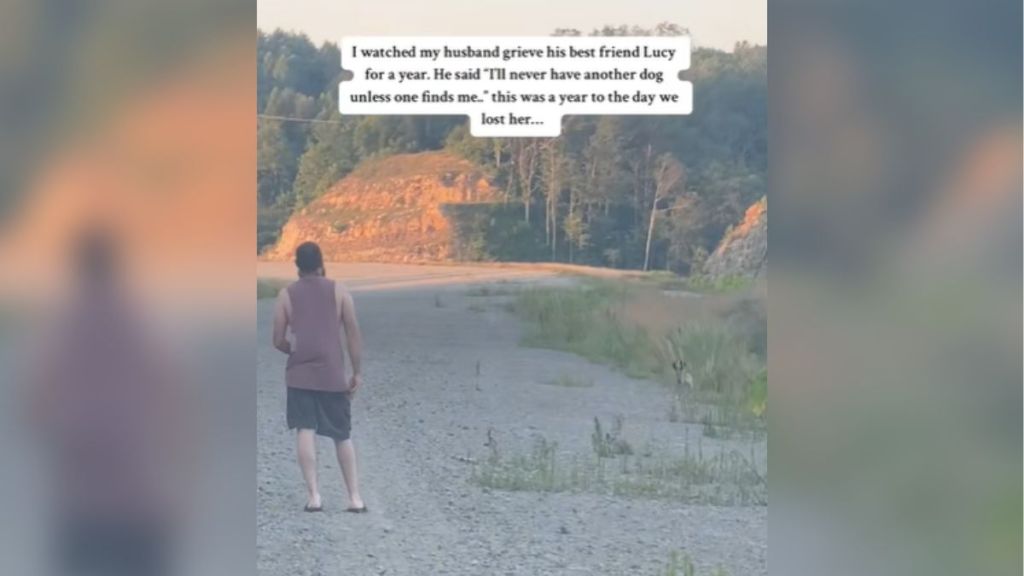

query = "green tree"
[
  {"left": 257, "top": 120, "right": 297, "bottom": 207},
  {"left": 292, "top": 111, "right": 359, "bottom": 207}
]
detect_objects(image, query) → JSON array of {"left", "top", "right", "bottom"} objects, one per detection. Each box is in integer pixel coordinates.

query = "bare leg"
[
  {"left": 297, "top": 429, "right": 321, "bottom": 508},
  {"left": 335, "top": 439, "right": 364, "bottom": 509}
]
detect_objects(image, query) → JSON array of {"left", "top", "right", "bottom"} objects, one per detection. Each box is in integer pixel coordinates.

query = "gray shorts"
[{"left": 286, "top": 388, "right": 351, "bottom": 441}]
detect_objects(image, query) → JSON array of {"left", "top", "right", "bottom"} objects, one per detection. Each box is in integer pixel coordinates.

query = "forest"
[{"left": 258, "top": 25, "right": 766, "bottom": 273}]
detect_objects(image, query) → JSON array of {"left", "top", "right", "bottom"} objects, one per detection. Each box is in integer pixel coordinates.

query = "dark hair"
[{"left": 295, "top": 242, "right": 324, "bottom": 275}]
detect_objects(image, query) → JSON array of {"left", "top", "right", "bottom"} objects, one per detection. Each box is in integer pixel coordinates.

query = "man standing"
[
  {"left": 272, "top": 242, "right": 366, "bottom": 513},
  {"left": 28, "top": 227, "right": 190, "bottom": 576}
]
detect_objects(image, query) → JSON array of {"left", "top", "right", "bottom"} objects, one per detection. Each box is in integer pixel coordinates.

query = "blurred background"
[
  {"left": 0, "top": 0, "right": 1018, "bottom": 574},
  {"left": 0, "top": 1, "right": 254, "bottom": 575},
  {"left": 770, "top": 0, "right": 1021, "bottom": 575}
]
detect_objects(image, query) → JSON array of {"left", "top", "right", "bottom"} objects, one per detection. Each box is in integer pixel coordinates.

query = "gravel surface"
[{"left": 257, "top": 283, "right": 767, "bottom": 576}]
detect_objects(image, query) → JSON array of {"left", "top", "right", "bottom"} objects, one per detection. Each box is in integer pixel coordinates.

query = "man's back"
[
  {"left": 272, "top": 241, "right": 366, "bottom": 513},
  {"left": 282, "top": 276, "right": 346, "bottom": 393}
]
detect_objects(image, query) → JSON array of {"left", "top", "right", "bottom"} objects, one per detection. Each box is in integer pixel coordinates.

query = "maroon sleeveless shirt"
[{"left": 285, "top": 276, "right": 347, "bottom": 392}]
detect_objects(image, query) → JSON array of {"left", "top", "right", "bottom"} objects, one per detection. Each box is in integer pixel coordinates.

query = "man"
[
  {"left": 272, "top": 242, "right": 366, "bottom": 513},
  {"left": 29, "top": 225, "right": 189, "bottom": 576}
]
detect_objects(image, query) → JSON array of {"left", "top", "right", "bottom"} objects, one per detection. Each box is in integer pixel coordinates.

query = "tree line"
[{"left": 258, "top": 25, "right": 765, "bottom": 273}]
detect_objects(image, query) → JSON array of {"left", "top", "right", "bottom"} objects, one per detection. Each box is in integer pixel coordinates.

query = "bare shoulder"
[{"left": 334, "top": 281, "right": 353, "bottom": 304}]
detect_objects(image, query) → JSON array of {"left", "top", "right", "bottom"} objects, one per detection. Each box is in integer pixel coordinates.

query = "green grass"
[
  {"left": 682, "top": 274, "right": 754, "bottom": 294},
  {"left": 511, "top": 282, "right": 767, "bottom": 425},
  {"left": 663, "top": 322, "right": 761, "bottom": 404},
  {"left": 510, "top": 282, "right": 658, "bottom": 379},
  {"left": 662, "top": 322, "right": 766, "bottom": 433},
  {"left": 626, "top": 270, "right": 753, "bottom": 295}
]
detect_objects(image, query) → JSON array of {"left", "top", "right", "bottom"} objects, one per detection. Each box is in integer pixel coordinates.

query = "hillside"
[
  {"left": 702, "top": 196, "right": 767, "bottom": 279},
  {"left": 266, "top": 152, "right": 502, "bottom": 262},
  {"left": 258, "top": 31, "right": 766, "bottom": 272}
]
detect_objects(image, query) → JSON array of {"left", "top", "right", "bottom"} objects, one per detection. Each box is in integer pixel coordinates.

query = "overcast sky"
[{"left": 257, "top": 0, "right": 766, "bottom": 51}]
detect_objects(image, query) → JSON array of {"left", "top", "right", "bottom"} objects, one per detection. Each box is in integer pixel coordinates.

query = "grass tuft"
[
  {"left": 664, "top": 551, "right": 730, "bottom": 576},
  {"left": 591, "top": 415, "right": 633, "bottom": 457}
]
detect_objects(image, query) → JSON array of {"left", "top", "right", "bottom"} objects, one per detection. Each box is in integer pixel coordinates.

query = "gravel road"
[{"left": 257, "top": 273, "right": 766, "bottom": 576}]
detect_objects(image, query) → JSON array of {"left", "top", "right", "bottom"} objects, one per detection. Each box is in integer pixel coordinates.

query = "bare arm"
[
  {"left": 272, "top": 288, "right": 292, "bottom": 355},
  {"left": 340, "top": 291, "right": 363, "bottom": 383}
]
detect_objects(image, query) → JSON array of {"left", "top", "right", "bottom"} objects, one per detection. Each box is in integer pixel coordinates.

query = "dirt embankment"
[
  {"left": 266, "top": 152, "right": 501, "bottom": 263},
  {"left": 702, "top": 196, "right": 767, "bottom": 280}
]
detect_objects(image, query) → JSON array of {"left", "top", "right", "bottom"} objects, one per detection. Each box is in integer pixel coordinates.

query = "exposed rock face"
[
  {"left": 703, "top": 196, "right": 767, "bottom": 279},
  {"left": 266, "top": 152, "right": 501, "bottom": 262}
]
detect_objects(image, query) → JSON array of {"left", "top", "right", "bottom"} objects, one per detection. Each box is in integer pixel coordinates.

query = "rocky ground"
[{"left": 257, "top": 274, "right": 766, "bottom": 576}]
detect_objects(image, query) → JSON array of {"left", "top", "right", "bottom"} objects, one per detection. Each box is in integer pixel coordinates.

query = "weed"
[
  {"left": 484, "top": 428, "right": 499, "bottom": 463},
  {"left": 473, "top": 424, "right": 765, "bottom": 506},
  {"left": 664, "top": 552, "right": 729, "bottom": 576},
  {"left": 701, "top": 413, "right": 741, "bottom": 439},
  {"left": 592, "top": 416, "right": 633, "bottom": 458},
  {"left": 473, "top": 435, "right": 561, "bottom": 492},
  {"left": 747, "top": 368, "right": 767, "bottom": 417}
]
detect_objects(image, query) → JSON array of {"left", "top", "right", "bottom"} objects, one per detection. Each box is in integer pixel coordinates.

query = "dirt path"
[{"left": 257, "top": 274, "right": 766, "bottom": 576}]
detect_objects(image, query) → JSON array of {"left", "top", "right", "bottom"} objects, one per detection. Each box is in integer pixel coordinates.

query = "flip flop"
[
  {"left": 303, "top": 505, "right": 324, "bottom": 513},
  {"left": 345, "top": 506, "right": 368, "bottom": 513}
]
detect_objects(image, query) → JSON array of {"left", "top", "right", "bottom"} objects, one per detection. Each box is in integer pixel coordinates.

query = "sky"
[{"left": 257, "top": 0, "right": 766, "bottom": 51}]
